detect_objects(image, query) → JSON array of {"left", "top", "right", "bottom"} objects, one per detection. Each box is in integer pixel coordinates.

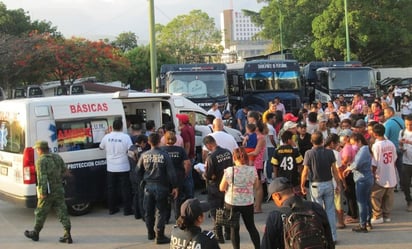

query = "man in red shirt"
[{"left": 177, "top": 114, "right": 196, "bottom": 198}]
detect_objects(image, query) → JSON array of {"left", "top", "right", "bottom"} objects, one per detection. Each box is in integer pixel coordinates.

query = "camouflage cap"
[{"left": 33, "top": 140, "right": 50, "bottom": 150}]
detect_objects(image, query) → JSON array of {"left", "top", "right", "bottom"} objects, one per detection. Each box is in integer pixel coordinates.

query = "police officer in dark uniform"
[
  {"left": 170, "top": 198, "right": 221, "bottom": 249},
  {"left": 24, "top": 141, "right": 72, "bottom": 243},
  {"left": 137, "top": 133, "right": 178, "bottom": 244},
  {"left": 203, "top": 135, "right": 233, "bottom": 243},
  {"left": 160, "top": 131, "right": 190, "bottom": 220},
  {"left": 128, "top": 134, "right": 150, "bottom": 219}
]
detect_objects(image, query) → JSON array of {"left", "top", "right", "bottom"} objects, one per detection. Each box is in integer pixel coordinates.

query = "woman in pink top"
[
  {"left": 246, "top": 111, "right": 268, "bottom": 213},
  {"left": 220, "top": 147, "right": 260, "bottom": 249}
]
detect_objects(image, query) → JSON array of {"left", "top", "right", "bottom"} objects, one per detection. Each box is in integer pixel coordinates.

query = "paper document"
[{"left": 194, "top": 163, "right": 205, "bottom": 173}]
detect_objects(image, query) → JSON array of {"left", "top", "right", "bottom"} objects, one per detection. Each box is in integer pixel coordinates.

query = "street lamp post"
[{"left": 344, "top": 0, "right": 351, "bottom": 61}]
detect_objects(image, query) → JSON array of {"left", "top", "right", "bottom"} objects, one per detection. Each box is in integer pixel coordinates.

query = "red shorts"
[{"left": 245, "top": 147, "right": 256, "bottom": 161}]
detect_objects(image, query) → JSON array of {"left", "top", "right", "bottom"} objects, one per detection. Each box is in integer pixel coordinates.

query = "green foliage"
[
  {"left": 112, "top": 31, "right": 138, "bottom": 52},
  {"left": 124, "top": 45, "right": 177, "bottom": 91},
  {"left": 251, "top": 0, "right": 412, "bottom": 66},
  {"left": 256, "top": 0, "right": 330, "bottom": 61},
  {"left": 156, "top": 9, "right": 222, "bottom": 63},
  {"left": 0, "top": 2, "right": 31, "bottom": 36},
  {"left": 312, "top": 0, "right": 412, "bottom": 65}
]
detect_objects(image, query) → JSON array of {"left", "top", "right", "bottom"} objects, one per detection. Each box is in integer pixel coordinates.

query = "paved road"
[{"left": 1, "top": 190, "right": 412, "bottom": 249}]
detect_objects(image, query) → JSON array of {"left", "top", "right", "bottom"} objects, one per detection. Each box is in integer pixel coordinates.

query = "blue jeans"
[
  {"left": 355, "top": 177, "right": 374, "bottom": 226},
  {"left": 183, "top": 165, "right": 194, "bottom": 199},
  {"left": 310, "top": 180, "right": 336, "bottom": 241}
]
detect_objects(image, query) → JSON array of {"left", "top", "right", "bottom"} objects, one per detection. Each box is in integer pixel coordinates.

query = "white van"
[{"left": 0, "top": 91, "right": 241, "bottom": 215}]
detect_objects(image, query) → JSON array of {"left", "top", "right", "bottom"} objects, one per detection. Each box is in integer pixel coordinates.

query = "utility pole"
[
  {"left": 344, "top": 0, "right": 351, "bottom": 61},
  {"left": 148, "top": 0, "right": 157, "bottom": 92}
]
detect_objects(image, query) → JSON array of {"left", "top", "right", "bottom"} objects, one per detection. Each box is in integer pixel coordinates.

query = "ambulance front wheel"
[{"left": 67, "top": 201, "right": 92, "bottom": 216}]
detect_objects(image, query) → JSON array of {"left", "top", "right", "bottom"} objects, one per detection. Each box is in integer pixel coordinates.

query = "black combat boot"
[
  {"left": 59, "top": 229, "right": 73, "bottom": 244},
  {"left": 155, "top": 230, "right": 170, "bottom": 244},
  {"left": 24, "top": 230, "right": 39, "bottom": 241},
  {"left": 148, "top": 230, "right": 155, "bottom": 240}
]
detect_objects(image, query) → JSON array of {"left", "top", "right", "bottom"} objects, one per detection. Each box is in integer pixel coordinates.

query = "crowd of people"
[{"left": 96, "top": 91, "right": 412, "bottom": 248}]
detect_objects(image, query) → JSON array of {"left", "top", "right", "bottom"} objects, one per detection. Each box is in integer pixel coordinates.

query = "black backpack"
[{"left": 280, "top": 203, "right": 329, "bottom": 249}]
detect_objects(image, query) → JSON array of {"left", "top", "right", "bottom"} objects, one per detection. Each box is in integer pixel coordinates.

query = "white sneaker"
[
  {"left": 371, "top": 217, "right": 384, "bottom": 224},
  {"left": 384, "top": 218, "right": 391, "bottom": 223}
]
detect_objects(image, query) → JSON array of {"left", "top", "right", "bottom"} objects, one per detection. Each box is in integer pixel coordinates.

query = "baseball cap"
[
  {"left": 283, "top": 121, "right": 297, "bottom": 130},
  {"left": 353, "top": 119, "right": 366, "bottom": 128},
  {"left": 284, "top": 113, "right": 298, "bottom": 122},
  {"left": 338, "top": 129, "right": 352, "bottom": 137},
  {"left": 180, "top": 198, "right": 210, "bottom": 220},
  {"left": 33, "top": 141, "right": 50, "bottom": 150},
  {"left": 176, "top": 114, "right": 189, "bottom": 124},
  {"left": 268, "top": 177, "right": 292, "bottom": 195}
]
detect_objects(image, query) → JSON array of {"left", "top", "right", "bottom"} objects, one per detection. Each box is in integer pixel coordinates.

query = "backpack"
[{"left": 281, "top": 204, "right": 329, "bottom": 249}]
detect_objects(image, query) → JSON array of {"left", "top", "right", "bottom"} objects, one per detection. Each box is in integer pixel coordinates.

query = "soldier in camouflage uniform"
[{"left": 24, "top": 141, "right": 72, "bottom": 243}]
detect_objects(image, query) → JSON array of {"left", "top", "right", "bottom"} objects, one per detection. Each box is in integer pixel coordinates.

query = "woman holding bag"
[{"left": 219, "top": 147, "right": 260, "bottom": 249}]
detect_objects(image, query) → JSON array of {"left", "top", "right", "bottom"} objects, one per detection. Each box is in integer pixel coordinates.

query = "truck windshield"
[
  {"left": 329, "top": 69, "right": 374, "bottom": 90},
  {"left": 167, "top": 72, "right": 226, "bottom": 99},
  {"left": 245, "top": 71, "right": 300, "bottom": 91}
]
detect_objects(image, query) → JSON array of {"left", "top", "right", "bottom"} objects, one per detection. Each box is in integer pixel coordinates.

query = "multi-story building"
[{"left": 220, "top": 8, "right": 271, "bottom": 63}]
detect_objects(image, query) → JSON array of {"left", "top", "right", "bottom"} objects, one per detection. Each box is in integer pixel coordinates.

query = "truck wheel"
[{"left": 67, "top": 202, "right": 92, "bottom": 216}]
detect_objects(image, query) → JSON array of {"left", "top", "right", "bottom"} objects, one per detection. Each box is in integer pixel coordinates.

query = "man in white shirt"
[
  {"left": 201, "top": 118, "right": 238, "bottom": 162},
  {"left": 399, "top": 114, "right": 412, "bottom": 212},
  {"left": 99, "top": 119, "right": 133, "bottom": 215},
  {"left": 370, "top": 123, "right": 397, "bottom": 224},
  {"left": 394, "top": 85, "right": 408, "bottom": 112},
  {"left": 207, "top": 102, "right": 222, "bottom": 119},
  {"left": 338, "top": 103, "right": 351, "bottom": 121},
  {"left": 274, "top": 97, "right": 286, "bottom": 116},
  {"left": 265, "top": 112, "right": 278, "bottom": 183}
]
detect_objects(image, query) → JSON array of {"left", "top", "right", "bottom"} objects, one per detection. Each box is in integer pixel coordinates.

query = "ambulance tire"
[{"left": 67, "top": 202, "right": 92, "bottom": 216}]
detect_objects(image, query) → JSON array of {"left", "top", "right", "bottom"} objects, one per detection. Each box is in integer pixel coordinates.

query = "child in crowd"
[{"left": 243, "top": 123, "right": 257, "bottom": 165}]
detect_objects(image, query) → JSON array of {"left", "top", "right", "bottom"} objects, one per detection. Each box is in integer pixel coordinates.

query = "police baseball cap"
[
  {"left": 268, "top": 177, "right": 292, "bottom": 195},
  {"left": 180, "top": 198, "right": 210, "bottom": 220}
]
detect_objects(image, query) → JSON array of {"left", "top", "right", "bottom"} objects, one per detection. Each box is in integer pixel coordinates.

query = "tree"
[
  {"left": 156, "top": 10, "right": 222, "bottom": 63},
  {"left": 112, "top": 31, "right": 138, "bottom": 53},
  {"left": 31, "top": 20, "right": 62, "bottom": 38},
  {"left": 312, "top": 0, "right": 412, "bottom": 66},
  {"left": 124, "top": 45, "right": 177, "bottom": 90},
  {"left": 253, "top": 0, "right": 330, "bottom": 62},
  {"left": 44, "top": 37, "right": 131, "bottom": 85},
  {"left": 0, "top": 32, "right": 53, "bottom": 91},
  {"left": 0, "top": 2, "right": 31, "bottom": 36}
]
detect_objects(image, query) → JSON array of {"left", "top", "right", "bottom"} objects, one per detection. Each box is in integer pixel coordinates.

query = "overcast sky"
[{"left": 2, "top": 0, "right": 265, "bottom": 41}]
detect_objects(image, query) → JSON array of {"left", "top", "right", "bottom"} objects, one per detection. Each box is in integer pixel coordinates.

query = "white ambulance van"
[{"left": 0, "top": 91, "right": 240, "bottom": 215}]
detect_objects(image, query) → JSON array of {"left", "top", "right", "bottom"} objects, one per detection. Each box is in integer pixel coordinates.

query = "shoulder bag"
[{"left": 215, "top": 166, "right": 240, "bottom": 227}]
